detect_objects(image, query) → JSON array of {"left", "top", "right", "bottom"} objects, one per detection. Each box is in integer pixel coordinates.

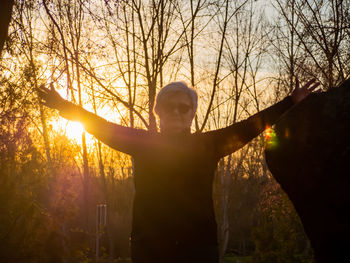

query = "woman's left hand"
[{"left": 291, "top": 78, "right": 321, "bottom": 104}]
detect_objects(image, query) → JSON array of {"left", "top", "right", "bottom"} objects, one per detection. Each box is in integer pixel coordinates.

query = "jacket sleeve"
[
  {"left": 59, "top": 101, "right": 152, "bottom": 156},
  {"left": 203, "top": 96, "right": 294, "bottom": 159}
]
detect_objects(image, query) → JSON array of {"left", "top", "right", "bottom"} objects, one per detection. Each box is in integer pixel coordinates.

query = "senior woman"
[{"left": 38, "top": 79, "right": 320, "bottom": 263}]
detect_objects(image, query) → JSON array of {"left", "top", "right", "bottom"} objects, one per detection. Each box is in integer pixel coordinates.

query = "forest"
[{"left": 0, "top": 0, "right": 349, "bottom": 262}]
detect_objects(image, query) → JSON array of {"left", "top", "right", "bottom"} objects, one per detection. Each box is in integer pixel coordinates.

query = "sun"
[
  {"left": 49, "top": 87, "right": 123, "bottom": 146},
  {"left": 66, "top": 121, "right": 85, "bottom": 142},
  {"left": 50, "top": 118, "right": 94, "bottom": 145}
]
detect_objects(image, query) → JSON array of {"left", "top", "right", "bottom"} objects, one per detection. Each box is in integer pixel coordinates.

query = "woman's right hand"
[{"left": 37, "top": 84, "right": 67, "bottom": 111}]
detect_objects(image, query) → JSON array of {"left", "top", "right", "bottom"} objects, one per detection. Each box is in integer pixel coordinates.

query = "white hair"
[{"left": 154, "top": 81, "right": 198, "bottom": 115}]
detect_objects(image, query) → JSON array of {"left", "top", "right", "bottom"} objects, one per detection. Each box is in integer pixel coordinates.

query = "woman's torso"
[{"left": 131, "top": 132, "right": 219, "bottom": 246}]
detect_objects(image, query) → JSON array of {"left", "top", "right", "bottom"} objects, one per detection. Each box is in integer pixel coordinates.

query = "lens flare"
[{"left": 265, "top": 126, "right": 279, "bottom": 150}]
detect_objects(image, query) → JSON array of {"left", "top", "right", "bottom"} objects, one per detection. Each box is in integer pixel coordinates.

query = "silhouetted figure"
[
  {"left": 265, "top": 79, "right": 350, "bottom": 263},
  {"left": 0, "top": 0, "right": 14, "bottom": 55},
  {"left": 38, "top": 79, "right": 319, "bottom": 263}
]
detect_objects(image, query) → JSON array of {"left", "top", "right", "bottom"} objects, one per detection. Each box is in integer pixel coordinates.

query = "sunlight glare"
[
  {"left": 66, "top": 121, "right": 85, "bottom": 142},
  {"left": 51, "top": 118, "right": 94, "bottom": 146}
]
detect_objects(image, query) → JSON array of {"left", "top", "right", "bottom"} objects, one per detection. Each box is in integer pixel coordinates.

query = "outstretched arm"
[
  {"left": 37, "top": 85, "right": 150, "bottom": 155},
  {"left": 205, "top": 78, "right": 321, "bottom": 158}
]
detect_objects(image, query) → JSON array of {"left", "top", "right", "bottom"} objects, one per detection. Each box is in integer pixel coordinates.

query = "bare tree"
[
  {"left": 273, "top": 0, "right": 350, "bottom": 90},
  {"left": 207, "top": 0, "right": 271, "bottom": 260}
]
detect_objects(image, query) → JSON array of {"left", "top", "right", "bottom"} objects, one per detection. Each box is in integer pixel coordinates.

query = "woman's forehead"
[{"left": 162, "top": 91, "right": 192, "bottom": 104}]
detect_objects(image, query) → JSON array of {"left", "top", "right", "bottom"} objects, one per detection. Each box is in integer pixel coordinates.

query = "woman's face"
[{"left": 158, "top": 92, "right": 195, "bottom": 134}]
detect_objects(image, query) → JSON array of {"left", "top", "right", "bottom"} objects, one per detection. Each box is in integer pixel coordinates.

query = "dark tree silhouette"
[
  {"left": 265, "top": 79, "right": 350, "bottom": 263},
  {"left": 0, "top": 0, "right": 14, "bottom": 55}
]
